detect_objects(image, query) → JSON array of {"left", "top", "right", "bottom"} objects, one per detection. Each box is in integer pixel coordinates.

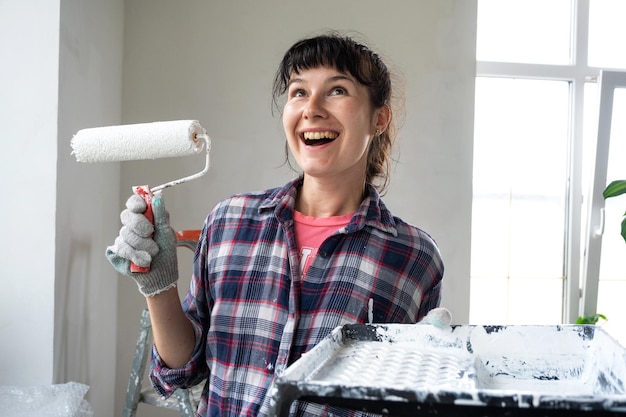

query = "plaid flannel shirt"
[{"left": 151, "top": 176, "right": 444, "bottom": 416}]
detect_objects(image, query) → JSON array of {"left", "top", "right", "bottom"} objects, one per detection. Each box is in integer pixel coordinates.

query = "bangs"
[
  {"left": 273, "top": 35, "right": 375, "bottom": 98},
  {"left": 285, "top": 38, "right": 360, "bottom": 78}
]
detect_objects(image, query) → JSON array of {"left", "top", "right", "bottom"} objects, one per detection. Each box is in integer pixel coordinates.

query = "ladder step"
[
  {"left": 140, "top": 390, "right": 180, "bottom": 409},
  {"left": 139, "top": 384, "right": 204, "bottom": 410}
]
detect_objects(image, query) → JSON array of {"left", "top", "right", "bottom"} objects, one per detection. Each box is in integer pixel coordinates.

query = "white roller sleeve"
[{"left": 71, "top": 120, "right": 206, "bottom": 162}]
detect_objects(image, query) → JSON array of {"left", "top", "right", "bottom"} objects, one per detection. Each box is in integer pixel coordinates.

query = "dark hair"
[{"left": 272, "top": 32, "right": 397, "bottom": 193}]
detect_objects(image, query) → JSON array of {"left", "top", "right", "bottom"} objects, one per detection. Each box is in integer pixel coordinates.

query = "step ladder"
[
  {"left": 122, "top": 308, "right": 204, "bottom": 417},
  {"left": 122, "top": 230, "right": 204, "bottom": 417}
]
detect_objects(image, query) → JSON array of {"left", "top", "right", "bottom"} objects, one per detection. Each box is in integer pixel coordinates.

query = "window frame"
[
  {"left": 474, "top": 0, "right": 601, "bottom": 323},
  {"left": 582, "top": 70, "right": 626, "bottom": 318}
]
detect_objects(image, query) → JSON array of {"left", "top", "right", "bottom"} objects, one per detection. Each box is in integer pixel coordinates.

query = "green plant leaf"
[
  {"left": 603, "top": 180, "right": 626, "bottom": 199},
  {"left": 621, "top": 218, "right": 626, "bottom": 244},
  {"left": 576, "top": 313, "right": 608, "bottom": 324}
]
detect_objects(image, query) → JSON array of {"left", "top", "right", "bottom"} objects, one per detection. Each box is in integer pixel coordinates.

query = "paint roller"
[{"left": 71, "top": 119, "right": 211, "bottom": 272}]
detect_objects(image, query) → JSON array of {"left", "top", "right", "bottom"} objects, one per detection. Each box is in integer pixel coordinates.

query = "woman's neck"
[{"left": 295, "top": 175, "right": 365, "bottom": 217}]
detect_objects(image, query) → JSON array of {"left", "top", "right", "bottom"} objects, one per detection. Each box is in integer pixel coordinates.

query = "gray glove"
[
  {"left": 419, "top": 307, "right": 452, "bottom": 329},
  {"left": 106, "top": 193, "right": 178, "bottom": 296}
]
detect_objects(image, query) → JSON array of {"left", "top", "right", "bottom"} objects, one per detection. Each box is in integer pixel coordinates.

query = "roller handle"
[{"left": 131, "top": 185, "right": 154, "bottom": 273}]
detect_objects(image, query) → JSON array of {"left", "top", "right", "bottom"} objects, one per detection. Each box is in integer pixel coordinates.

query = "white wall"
[
  {"left": 117, "top": 1, "right": 476, "bottom": 415},
  {"left": 0, "top": 0, "right": 60, "bottom": 386},
  {"left": 55, "top": 1, "right": 124, "bottom": 415},
  {"left": 0, "top": 1, "right": 123, "bottom": 416}
]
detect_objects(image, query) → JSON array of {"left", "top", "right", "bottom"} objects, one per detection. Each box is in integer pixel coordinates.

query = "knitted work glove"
[
  {"left": 418, "top": 307, "right": 452, "bottom": 329},
  {"left": 106, "top": 193, "right": 179, "bottom": 296}
]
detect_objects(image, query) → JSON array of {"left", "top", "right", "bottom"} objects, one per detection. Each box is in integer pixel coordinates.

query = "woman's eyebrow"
[
  {"left": 287, "top": 74, "right": 355, "bottom": 87},
  {"left": 287, "top": 77, "right": 304, "bottom": 87},
  {"left": 327, "top": 74, "right": 356, "bottom": 85}
]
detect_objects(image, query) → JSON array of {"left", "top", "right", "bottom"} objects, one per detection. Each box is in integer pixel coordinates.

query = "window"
[
  {"left": 582, "top": 73, "right": 626, "bottom": 344},
  {"left": 471, "top": 78, "right": 569, "bottom": 325},
  {"left": 471, "top": 0, "right": 626, "bottom": 345}
]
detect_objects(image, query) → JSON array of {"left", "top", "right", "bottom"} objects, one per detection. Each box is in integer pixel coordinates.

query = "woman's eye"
[
  {"left": 330, "top": 87, "right": 346, "bottom": 95},
  {"left": 290, "top": 89, "right": 306, "bottom": 98}
]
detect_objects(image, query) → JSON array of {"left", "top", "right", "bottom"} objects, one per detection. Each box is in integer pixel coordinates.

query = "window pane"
[
  {"left": 507, "top": 278, "right": 564, "bottom": 324},
  {"left": 597, "top": 281, "right": 626, "bottom": 346},
  {"left": 597, "top": 87, "right": 626, "bottom": 346},
  {"left": 470, "top": 77, "right": 569, "bottom": 324},
  {"left": 477, "top": 0, "right": 572, "bottom": 65},
  {"left": 588, "top": 0, "right": 626, "bottom": 69},
  {"left": 470, "top": 277, "right": 563, "bottom": 325},
  {"left": 470, "top": 277, "right": 508, "bottom": 324}
]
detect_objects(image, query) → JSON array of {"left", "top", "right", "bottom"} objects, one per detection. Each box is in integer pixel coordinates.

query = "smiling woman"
[
  {"left": 273, "top": 34, "right": 396, "bottom": 195},
  {"left": 105, "top": 32, "right": 445, "bottom": 417},
  {"left": 279, "top": 66, "right": 387, "bottom": 211}
]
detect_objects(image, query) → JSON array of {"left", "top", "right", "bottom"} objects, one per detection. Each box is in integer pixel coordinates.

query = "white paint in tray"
[{"left": 284, "top": 323, "right": 626, "bottom": 407}]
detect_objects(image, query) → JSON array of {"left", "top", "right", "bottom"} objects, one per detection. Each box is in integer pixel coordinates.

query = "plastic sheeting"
[{"left": 0, "top": 382, "right": 92, "bottom": 417}]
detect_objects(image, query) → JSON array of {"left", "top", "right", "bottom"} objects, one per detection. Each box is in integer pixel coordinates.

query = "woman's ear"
[{"left": 374, "top": 105, "right": 391, "bottom": 135}]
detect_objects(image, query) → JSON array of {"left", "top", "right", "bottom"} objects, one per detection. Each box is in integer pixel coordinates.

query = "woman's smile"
[
  {"left": 301, "top": 130, "right": 339, "bottom": 146},
  {"left": 283, "top": 66, "right": 377, "bottom": 180}
]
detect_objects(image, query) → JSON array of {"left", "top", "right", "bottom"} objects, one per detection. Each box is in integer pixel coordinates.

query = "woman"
[{"left": 107, "top": 32, "right": 444, "bottom": 416}]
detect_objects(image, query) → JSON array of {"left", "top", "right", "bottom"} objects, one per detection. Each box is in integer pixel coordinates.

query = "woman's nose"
[{"left": 303, "top": 93, "right": 327, "bottom": 119}]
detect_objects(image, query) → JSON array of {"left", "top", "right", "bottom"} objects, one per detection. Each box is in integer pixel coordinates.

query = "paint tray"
[{"left": 268, "top": 323, "right": 626, "bottom": 416}]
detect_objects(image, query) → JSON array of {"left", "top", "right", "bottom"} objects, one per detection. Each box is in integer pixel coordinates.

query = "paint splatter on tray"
[{"left": 269, "top": 323, "right": 626, "bottom": 416}]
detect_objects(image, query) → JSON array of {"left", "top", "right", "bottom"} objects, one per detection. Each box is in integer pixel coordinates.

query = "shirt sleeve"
[
  {"left": 413, "top": 229, "right": 445, "bottom": 322},
  {"left": 149, "top": 317, "right": 206, "bottom": 398},
  {"left": 149, "top": 221, "right": 213, "bottom": 398},
  {"left": 417, "top": 275, "right": 443, "bottom": 321}
]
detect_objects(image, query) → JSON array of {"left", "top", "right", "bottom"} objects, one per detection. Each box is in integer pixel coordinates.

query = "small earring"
[{"left": 375, "top": 128, "right": 380, "bottom": 136}]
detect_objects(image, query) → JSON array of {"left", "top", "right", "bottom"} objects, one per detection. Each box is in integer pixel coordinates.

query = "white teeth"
[{"left": 303, "top": 131, "right": 338, "bottom": 140}]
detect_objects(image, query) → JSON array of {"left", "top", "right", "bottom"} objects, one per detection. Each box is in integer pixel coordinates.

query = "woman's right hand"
[{"left": 106, "top": 193, "right": 179, "bottom": 297}]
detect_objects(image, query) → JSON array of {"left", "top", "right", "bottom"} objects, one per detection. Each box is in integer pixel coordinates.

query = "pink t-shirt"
[{"left": 293, "top": 211, "right": 352, "bottom": 275}]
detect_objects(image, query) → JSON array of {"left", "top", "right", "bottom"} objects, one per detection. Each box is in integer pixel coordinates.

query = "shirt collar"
[{"left": 260, "top": 176, "right": 398, "bottom": 237}]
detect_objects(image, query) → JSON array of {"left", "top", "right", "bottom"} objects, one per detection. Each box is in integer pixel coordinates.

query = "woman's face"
[{"left": 282, "top": 66, "right": 382, "bottom": 183}]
